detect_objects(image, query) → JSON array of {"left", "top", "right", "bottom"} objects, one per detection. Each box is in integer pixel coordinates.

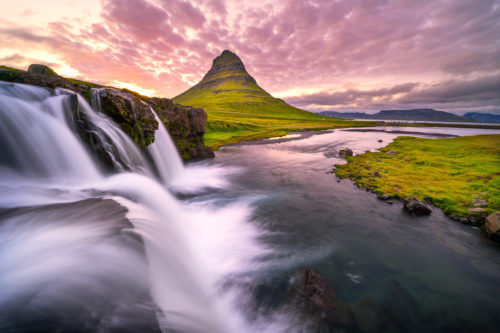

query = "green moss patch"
[{"left": 335, "top": 135, "right": 500, "bottom": 218}]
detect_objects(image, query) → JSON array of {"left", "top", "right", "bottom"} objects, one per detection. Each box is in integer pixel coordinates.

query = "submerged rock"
[
  {"left": 339, "top": 148, "right": 353, "bottom": 157},
  {"left": 484, "top": 212, "right": 500, "bottom": 239},
  {"left": 288, "top": 267, "right": 354, "bottom": 332},
  {"left": 403, "top": 197, "right": 432, "bottom": 216}
]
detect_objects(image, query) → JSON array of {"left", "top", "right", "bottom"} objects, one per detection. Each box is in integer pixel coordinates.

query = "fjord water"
[{"left": 1, "top": 81, "right": 499, "bottom": 332}]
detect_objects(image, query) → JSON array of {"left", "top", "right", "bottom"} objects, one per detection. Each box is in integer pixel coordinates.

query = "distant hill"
[
  {"left": 320, "top": 109, "right": 472, "bottom": 122},
  {"left": 173, "top": 50, "right": 361, "bottom": 148},
  {"left": 464, "top": 112, "right": 500, "bottom": 123}
]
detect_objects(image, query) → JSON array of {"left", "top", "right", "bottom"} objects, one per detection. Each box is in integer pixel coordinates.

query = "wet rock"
[
  {"left": 378, "top": 194, "right": 390, "bottom": 200},
  {"left": 449, "top": 215, "right": 469, "bottom": 224},
  {"left": 484, "top": 212, "right": 500, "bottom": 239},
  {"left": 150, "top": 98, "right": 214, "bottom": 160},
  {"left": 339, "top": 148, "right": 353, "bottom": 157},
  {"left": 288, "top": 267, "right": 354, "bottom": 332},
  {"left": 378, "top": 139, "right": 383, "bottom": 143},
  {"left": 96, "top": 88, "right": 158, "bottom": 148},
  {"left": 403, "top": 197, "right": 432, "bottom": 216}
]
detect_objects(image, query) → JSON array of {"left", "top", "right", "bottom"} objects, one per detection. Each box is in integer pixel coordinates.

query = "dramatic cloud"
[{"left": 0, "top": 0, "right": 499, "bottom": 113}]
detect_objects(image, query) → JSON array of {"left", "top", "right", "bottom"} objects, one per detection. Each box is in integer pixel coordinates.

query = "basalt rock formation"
[{"left": 0, "top": 64, "right": 213, "bottom": 160}]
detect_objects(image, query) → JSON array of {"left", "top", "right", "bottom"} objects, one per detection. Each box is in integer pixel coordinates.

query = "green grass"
[
  {"left": 335, "top": 135, "right": 500, "bottom": 218},
  {"left": 0, "top": 65, "right": 23, "bottom": 72},
  {"left": 173, "top": 52, "right": 374, "bottom": 148}
]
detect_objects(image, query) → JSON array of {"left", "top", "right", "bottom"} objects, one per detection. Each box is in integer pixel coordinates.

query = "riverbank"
[{"left": 335, "top": 135, "right": 500, "bottom": 226}]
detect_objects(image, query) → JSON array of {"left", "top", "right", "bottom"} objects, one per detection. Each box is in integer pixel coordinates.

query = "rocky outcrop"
[
  {"left": 484, "top": 212, "right": 500, "bottom": 239},
  {"left": 288, "top": 267, "right": 354, "bottom": 332},
  {"left": 95, "top": 88, "right": 158, "bottom": 148},
  {"left": 403, "top": 197, "right": 432, "bottom": 216},
  {"left": 150, "top": 98, "right": 214, "bottom": 160},
  {"left": 0, "top": 64, "right": 96, "bottom": 100},
  {"left": 0, "top": 64, "right": 214, "bottom": 160}
]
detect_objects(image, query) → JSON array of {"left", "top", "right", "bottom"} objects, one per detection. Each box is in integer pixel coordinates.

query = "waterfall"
[
  {"left": 0, "top": 81, "right": 100, "bottom": 182},
  {"left": 147, "top": 108, "right": 184, "bottom": 185},
  {"left": 0, "top": 81, "right": 255, "bottom": 333}
]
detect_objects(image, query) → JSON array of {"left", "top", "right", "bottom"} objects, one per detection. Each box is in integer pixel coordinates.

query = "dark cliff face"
[
  {"left": 0, "top": 64, "right": 213, "bottom": 160},
  {"left": 150, "top": 98, "right": 214, "bottom": 160}
]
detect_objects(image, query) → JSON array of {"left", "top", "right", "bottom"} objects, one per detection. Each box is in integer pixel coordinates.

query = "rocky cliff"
[{"left": 0, "top": 64, "right": 213, "bottom": 160}]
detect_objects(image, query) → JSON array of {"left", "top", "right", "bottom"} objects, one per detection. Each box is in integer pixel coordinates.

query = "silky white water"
[{"left": 0, "top": 81, "right": 266, "bottom": 333}]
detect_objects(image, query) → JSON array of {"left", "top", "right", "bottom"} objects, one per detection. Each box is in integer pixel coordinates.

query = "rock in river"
[
  {"left": 404, "top": 197, "right": 432, "bottom": 216},
  {"left": 339, "top": 148, "right": 353, "bottom": 157},
  {"left": 484, "top": 212, "right": 500, "bottom": 239}
]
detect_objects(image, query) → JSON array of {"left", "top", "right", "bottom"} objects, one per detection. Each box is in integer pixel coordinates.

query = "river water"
[
  {"left": 1, "top": 81, "right": 499, "bottom": 332},
  {"left": 197, "top": 126, "right": 500, "bottom": 332}
]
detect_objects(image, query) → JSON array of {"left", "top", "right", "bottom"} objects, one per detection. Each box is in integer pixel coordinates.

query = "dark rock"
[
  {"left": 0, "top": 64, "right": 92, "bottom": 98},
  {"left": 403, "top": 197, "right": 432, "bottom": 216},
  {"left": 339, "top": 148, "right": 353, "bottom": 157},
  {"left": 386, "top": 150, "right": 397, "bottom": 155},
  {"left": 150, "top": 98, "right": 214, "bottom": 160},
  {"left": 28, "top": 64, "right": 57, "bottom": 76},
  {"left": 95, "top": 88, "right": 158, "bottom": 148},
  {"left": 423, "top": 196, "right": 433, "bottom": 205},
  {"left": 484, "top": 212, "right": 500, "bottom": 239},
  {"left": 378, "top": 139, "right": 383, "bottom": 143},
  {"left": 449, "top": 215, "right": 469, "bottom": 224},
  {"left": 371, "top": 171, "right": 381, "bottom": 177},
  {"left": 287, "top": 267, "right": 354, "bottom": 332},
  {"left": 378, "top": 194, "right": 390, "bottom": 200}
]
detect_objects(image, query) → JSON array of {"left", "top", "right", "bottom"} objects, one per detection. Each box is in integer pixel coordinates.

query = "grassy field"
[{"left": 335, "top": 135, "right": 500, "bottom": 218}]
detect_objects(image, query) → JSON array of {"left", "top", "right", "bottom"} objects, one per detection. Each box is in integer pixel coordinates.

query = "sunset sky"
[{"left": 1, "top": 0, "right": 499, "bottom": 114}]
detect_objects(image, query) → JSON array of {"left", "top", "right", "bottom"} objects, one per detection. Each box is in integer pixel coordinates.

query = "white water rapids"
[{"left": 0, "top": 81, "right": 268, "bottom": 333}]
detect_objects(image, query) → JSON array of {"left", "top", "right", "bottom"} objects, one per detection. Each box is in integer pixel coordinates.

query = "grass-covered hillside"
[
  {"left": 335, "top": 135, "right": 500, "bottom": 219},
  {"left": 173, "top": 50, "right": 371, "bottom": 148}
]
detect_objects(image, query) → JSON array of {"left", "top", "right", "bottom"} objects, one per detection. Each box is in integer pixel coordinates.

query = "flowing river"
[{"left": 0, "top": 81, "right": 499, "bottom": 332}]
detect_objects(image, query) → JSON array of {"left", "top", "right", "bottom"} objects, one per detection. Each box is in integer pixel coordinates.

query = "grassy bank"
[{"left": 335, "top": 135, "right": 500, "bottom": 218}]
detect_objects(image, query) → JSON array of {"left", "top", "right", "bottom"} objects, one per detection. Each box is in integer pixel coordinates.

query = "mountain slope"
[
  {"left": 173, "top": 50, "right": 365, "bottom": 148},
  {"left": 321, "top": 109, "right": 471, "bottom": 122}
]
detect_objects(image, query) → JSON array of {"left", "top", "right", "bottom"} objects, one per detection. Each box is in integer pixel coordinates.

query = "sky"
[{"left": 1, "top": 0, "right": 499, "bottom": 114}]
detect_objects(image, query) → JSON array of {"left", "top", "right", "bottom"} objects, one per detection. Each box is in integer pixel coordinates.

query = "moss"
[
  {"left": 0, "top": 65, "right": 23, "bottom": 72},
  {"left": 336, "top": 135, "right": 500, "bottom": 219}
]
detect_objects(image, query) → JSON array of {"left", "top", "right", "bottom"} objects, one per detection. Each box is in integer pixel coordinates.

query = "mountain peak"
[{"left": 203, "top": 50, "right": 248, "bottom": 81}]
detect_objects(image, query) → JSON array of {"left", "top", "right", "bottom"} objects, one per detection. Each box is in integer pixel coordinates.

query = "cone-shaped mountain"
[{"left": 173, "top": 50, "right": 326, "bottom": 120}]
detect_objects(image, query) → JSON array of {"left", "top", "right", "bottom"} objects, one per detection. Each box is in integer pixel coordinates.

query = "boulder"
[
  {"left": 339, "top": 148, "right": 353, "bottom": 157},
  {"left": 377, "top": 194, "right": 390, "bottom": 200},
  {"left": 288, "top": 267, "right": 354, "bottom": 332},
  {"left": 404, "top": 197, "right": 432, "bottom": 216},
  {"left": 28, "top": 64, "right": 57, "bottom": 76},
  {"left": 484, "top": 212, "right": 500, "bottom": 239}
]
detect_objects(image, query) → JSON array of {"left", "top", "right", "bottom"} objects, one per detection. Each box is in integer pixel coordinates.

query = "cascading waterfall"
[
  {"left": 147, "top": 108, "right": 184, "bottom": 185},
  {"left": 0, "top": 81, "right": 263, "bottom": 333}
]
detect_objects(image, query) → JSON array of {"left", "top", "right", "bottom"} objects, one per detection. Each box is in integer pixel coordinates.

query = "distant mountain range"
[
  {"left": 463, "top": 112, "right": 500, "bottom": 123},
  {"left": 319, "top": 109, "right": 499, "bottom": 123}
]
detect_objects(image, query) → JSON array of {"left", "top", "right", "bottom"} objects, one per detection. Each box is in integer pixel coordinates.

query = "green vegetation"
[
  {"left": 173, "top": 50, "right": 373, "bottom": 149},
  {"left": 0, "top": 65, "right": 23, "bottom": 72},
  {"left": 336, "top": 135, "right": 500, "bottom": 218}
]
